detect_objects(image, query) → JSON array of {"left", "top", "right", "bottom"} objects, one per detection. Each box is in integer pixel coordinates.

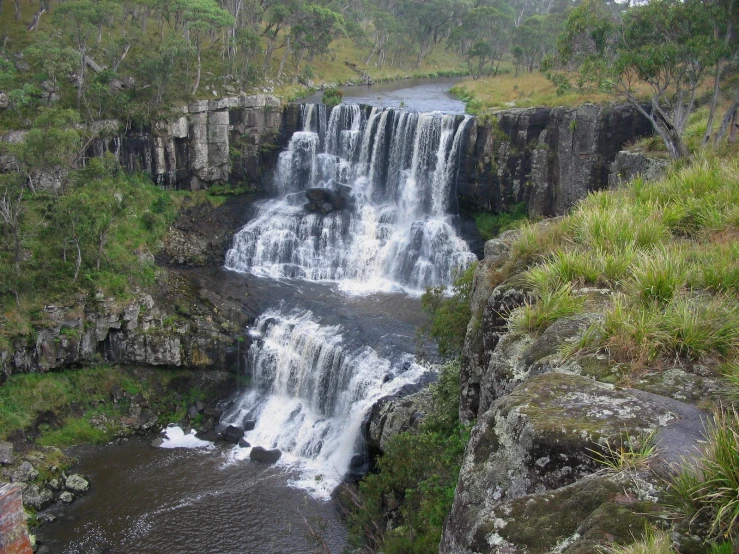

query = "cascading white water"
[
  {"left": 225, "top": 103, "right": 477, "bottom": 293},
  {"left": 221, "top": 309, "right": 428, "bottom": 499},
  {"left": 220, "top": 103, "right": 479, "bottom": 500}
]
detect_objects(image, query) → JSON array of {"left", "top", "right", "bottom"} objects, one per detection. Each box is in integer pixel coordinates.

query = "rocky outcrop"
[
  {"left": 0, "top": 271, "right": 251, "bottom": 379},
  {"left": 441, "top": 236, "right": 714, "bottom": 554},
  {"left": 0, "top": 483, "right": 33, "bottom": 554},
  {"left": 86, "top": 95, "right": 301, "bottom": 191},
  {"left": 457, "top": 104, "right": 653, "bottom": 217},
  {"left": 607, "top": 149, "right": 670, "bottom": 188}
]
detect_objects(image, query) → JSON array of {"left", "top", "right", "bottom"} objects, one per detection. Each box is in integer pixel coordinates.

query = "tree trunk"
[
  {"left": 192, "top": 46, "right": 201, "bottom": 95},
  {"left": 73, "top": 238, "right": 82, "bottom": 281},
  {"left": 703, "top": 60, "right": 723, "bottom": 145},
  {"left": 77, "top": 46, "right": 86, "bottom": 108},
  {"left": 716, "top": 97, "right": 739, "bottom": 144},
  {"left": 14, "top": 0, "right": 20, "bottom": 20},
  {"left": 276, "top": 35, "right": 290, "bottom": 80}
]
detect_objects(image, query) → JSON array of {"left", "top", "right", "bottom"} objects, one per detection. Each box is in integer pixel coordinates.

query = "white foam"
[{"left": 158, "top": 426, "right": 214, "bottom": 450}]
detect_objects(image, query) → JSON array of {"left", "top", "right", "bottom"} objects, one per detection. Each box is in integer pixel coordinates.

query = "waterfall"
[
  {"left": 221, "top": 309, "right": 428, "bottom": 499},
  {"left": 219, "top": 103, "right": 478, "bottom": 500},
  {"left": 225, "top": 103, "right": 477, "bottom": 293}
]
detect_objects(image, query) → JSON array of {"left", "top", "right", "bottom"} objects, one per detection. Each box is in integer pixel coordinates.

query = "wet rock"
[
  {"left": 65, "top": 474, "right": 89, "bottom": 493},
  {"left": 238, "top": 438, "right": 250, "bottom": 448},
  {"left": 250, "top": 446, "right": 282, "bottom": 464},
  {"left": 196, "top": 430, "right": 220, "bottom": 442},
  {"left": 23, "top": 484, "right": 53, "bottom": 510},
  {"left": 187, "top": 405, "right": 199, "bottom": 419},
  {"left": 203, "top": 406, "right": 222, "bottom": 419},
  {"left": 12, "top": 461, "right": 38, "bottom": 483},
  {"left": 304, "top": 187, "right": 348, "bottom": 213},
  {"left": 59, "top": 491, "right": 75, "bottom": 503},
  {"left": 0, "top": 440, "right": 13, "bottom": 465},
  {"left": 150, "top": 437, "right": 164, "bottom": 447},
  {"left": 198, "top": 419, "right": 214, "bottom": 433},
  {"left": 243, "top": 420, "right": 256, "bottom": 431},
  {"left": 221, "top": 425, "right": 245, "bottom": 443},
  {"left": 195, "top": 400, "right": 205, "bottom": 412},
  {"left": 367, "top": 388, "right": 432, "bottom": 454}
]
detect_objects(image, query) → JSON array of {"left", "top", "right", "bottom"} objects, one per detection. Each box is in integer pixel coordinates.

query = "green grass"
[
  {"left": 508, "top": 283, "right": 585, "bottom": 334},
  {"left": 0, "top": 365, "right": 199, "bottom": 446},
  {"left": 470, "top": 202, "right": 529, "bottom": 240},
  {"left": 670, "top": 407, "right": 739, "bottom": 541},
  {"left": 507, "top": 151, "right": 739, "bottom": 367},
  {"left": 600, "top": 524, "right": 675, "bottom": 554},
  {"left": 588, "top": 429, "right": 659, "bottom": 473}
]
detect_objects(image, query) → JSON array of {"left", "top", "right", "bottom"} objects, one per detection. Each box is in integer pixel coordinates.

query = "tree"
[
  {"left": 180, "top": 0, "right": 235, "bottom": 94},
  {"left": 6, "top": 108, "right": 83, "bottom": 194},
  {"left": 449, "top": 4, "right": 515, "bottom": 78},
  {"left": 24, "top": 33, "right": 78, "bottom": 99},
  {"left": 53, "top": 0, "right": 122, "bottom": 106},
  {"left": 554, "top": 0, "right": 718, "bottom": 159},
  {"left": 512, "top": 14, "right": 558, "bottom": 73},
  {"left": 0, "top": 175, "right": 25, "bottom": 307},
  {"left": 137, "top": 34, "right": 195, "bottom": 106}
]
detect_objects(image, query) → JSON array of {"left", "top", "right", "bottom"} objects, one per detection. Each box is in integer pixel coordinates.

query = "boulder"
[
  {"left": 242, "top": 420, "right": 256, "bottom": 431},
  {"left": 0, "top": 440, "right": 13, "bottom": 465},
  {"left": 366, "top": 388, "right": 432, "bottom": 454},
  {"left": 440, "top": 372, "right": 703, "bottom": 554},
  {"left": 59, "top": 491, "right": 75, "bottom": 503},
  {"left": 65, "top": 474, "right": 89, "bottom": 493},
  {"left": 221, "top": 425, "right": 245, "bottom": 443},
  {"left": 250, "top": 446, "right": 282, "bottom": 464},
  {"left": 196, "top": 430, "right": 220, "bottom": 442},
  {"left": 23, "top": 484, "right": 53, "bottom": 510},
  {"left": 11, "top": 461, "right": 38, "bottom": 483},
  {"left": 238, "top": 438, "right": 251, "bottom": 448},
  {"left": 304, "top": 187, "right": 348, "bottom": 214}
]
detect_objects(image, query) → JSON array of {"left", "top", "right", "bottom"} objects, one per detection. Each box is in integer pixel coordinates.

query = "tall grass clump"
[
  {"left": 506, "top": 152, "right": 739, "bottom": 367},
  {"left": 670, "top": 407, "right": 739, "bottom": 541},
  {"left": 600, "top": 524, "right": 675, "bottom": 554},
  {"left": 508, "top": 284, "right": 585, "bottom": 334}
]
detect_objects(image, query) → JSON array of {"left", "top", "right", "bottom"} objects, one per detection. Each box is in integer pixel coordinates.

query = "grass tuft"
[{"left": 508, "top": 283, "right": 585, "bottom": 334}]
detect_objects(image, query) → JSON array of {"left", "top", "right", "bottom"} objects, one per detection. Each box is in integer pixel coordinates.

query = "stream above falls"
[{"left": 37, "top": 78, "right": 480, "bottom": 554}]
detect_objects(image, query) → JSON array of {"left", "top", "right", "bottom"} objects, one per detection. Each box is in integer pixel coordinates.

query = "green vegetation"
[
  {"left": 470, "top": 202, "right": 528, "bottom": 241},
  {"left": 670, "top": 407, "right": 739, "bottom": 541},
  {"left": 0, "top": 146, "right": 178, "bottom": 348},
  {"left": 345, "top": 360, "right": 468, "bottom": 554},
  {"left": 0, "top": 364, "right": 211, "bottom": 447},
  {"left": 551, "top": 0, "right": 738, "bottom": 159},
  {"left": 602, "top": 525, "right": 675, "bottom": 554},
  {"left": 503, "top": 152, "right": 739, "bottom": 368},
  {"left": 321, "top": 87, "right": 343, "bottom": 107},
  {"left": 419, "top": 262, "right": 476, "bottom": 359},
  {"left": 588, "top": 429, "right": 658, "bottom": 473}
]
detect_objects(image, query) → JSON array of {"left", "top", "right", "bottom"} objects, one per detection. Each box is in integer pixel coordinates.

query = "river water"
[{"left": 37, "top": 78, "right": 478, "bottom": 554}]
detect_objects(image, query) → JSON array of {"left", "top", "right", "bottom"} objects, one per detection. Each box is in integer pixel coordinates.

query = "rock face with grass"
[
  {"left": 457, "top": 103, "right": 653, "bottom": 217},
  {"left": 441, "top": 231, "right": 714, "bottom": 554}
]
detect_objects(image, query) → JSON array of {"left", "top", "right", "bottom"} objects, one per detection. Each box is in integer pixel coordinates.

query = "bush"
[
  {"left": 346, "top": 361, "right": 468, "bottom": 553},
  {"left": 420, "top": 262, "right": 476, "bottom": 358},
  {"left": 322, "top": 87, "right": 343, "bottom": 107}
]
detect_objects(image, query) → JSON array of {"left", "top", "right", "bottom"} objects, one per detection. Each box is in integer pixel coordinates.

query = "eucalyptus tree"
[
  {"left": 180, "top": 0, "right": 235, "bottom": 94},
  {"left": 555, "top": 0, "right": 718, "bottom": 159}
]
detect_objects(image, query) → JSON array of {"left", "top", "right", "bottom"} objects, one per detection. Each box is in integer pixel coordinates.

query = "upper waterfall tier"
[{"left": 225, "top": 103, "right": 477, "bottom": 292}]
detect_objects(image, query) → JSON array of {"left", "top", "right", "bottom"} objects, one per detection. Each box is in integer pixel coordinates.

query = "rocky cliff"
[
  {"left": 438, "top": 234, "right": 715, "bottom": 554},
  {"left": 457, "top": 104, "right": 653, "bottom": 217},
  {"left": 86, "top": 95, "right": 302, "bottom": 190}
]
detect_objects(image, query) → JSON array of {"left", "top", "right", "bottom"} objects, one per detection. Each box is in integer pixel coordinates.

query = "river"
[{"left": 37, "top": 77, "right": 478, "bottom": 554}]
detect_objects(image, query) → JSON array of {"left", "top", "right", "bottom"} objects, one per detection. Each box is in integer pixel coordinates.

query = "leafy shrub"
[
  {"left": 322, "top": 87, "right": 343, "bottom": 107},
  {"left": 420, "top": 262, "right": 477, "bottom": 358},
  {"left": 346, "top": 361, "right": 468, "bottom": 553}
]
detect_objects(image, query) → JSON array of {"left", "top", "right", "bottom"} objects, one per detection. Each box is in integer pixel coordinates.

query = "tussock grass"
[
  {"left": 450, "top": 69, "right": 616, "bottom": 111},
  {"left": 670, "top": 407, "right": 739, "bottom": 540},
  {"left": 508, "top": 284, "right": 585, "bottom": 334},
  {"left": 508, "top": 151, "right": 739, "bottom": 367},
  {"left": 588, "top": 429, "right": 659, "bottom": 473},
  {"left": 600, "top": 525, "right": 675, "bottom": 554}
]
